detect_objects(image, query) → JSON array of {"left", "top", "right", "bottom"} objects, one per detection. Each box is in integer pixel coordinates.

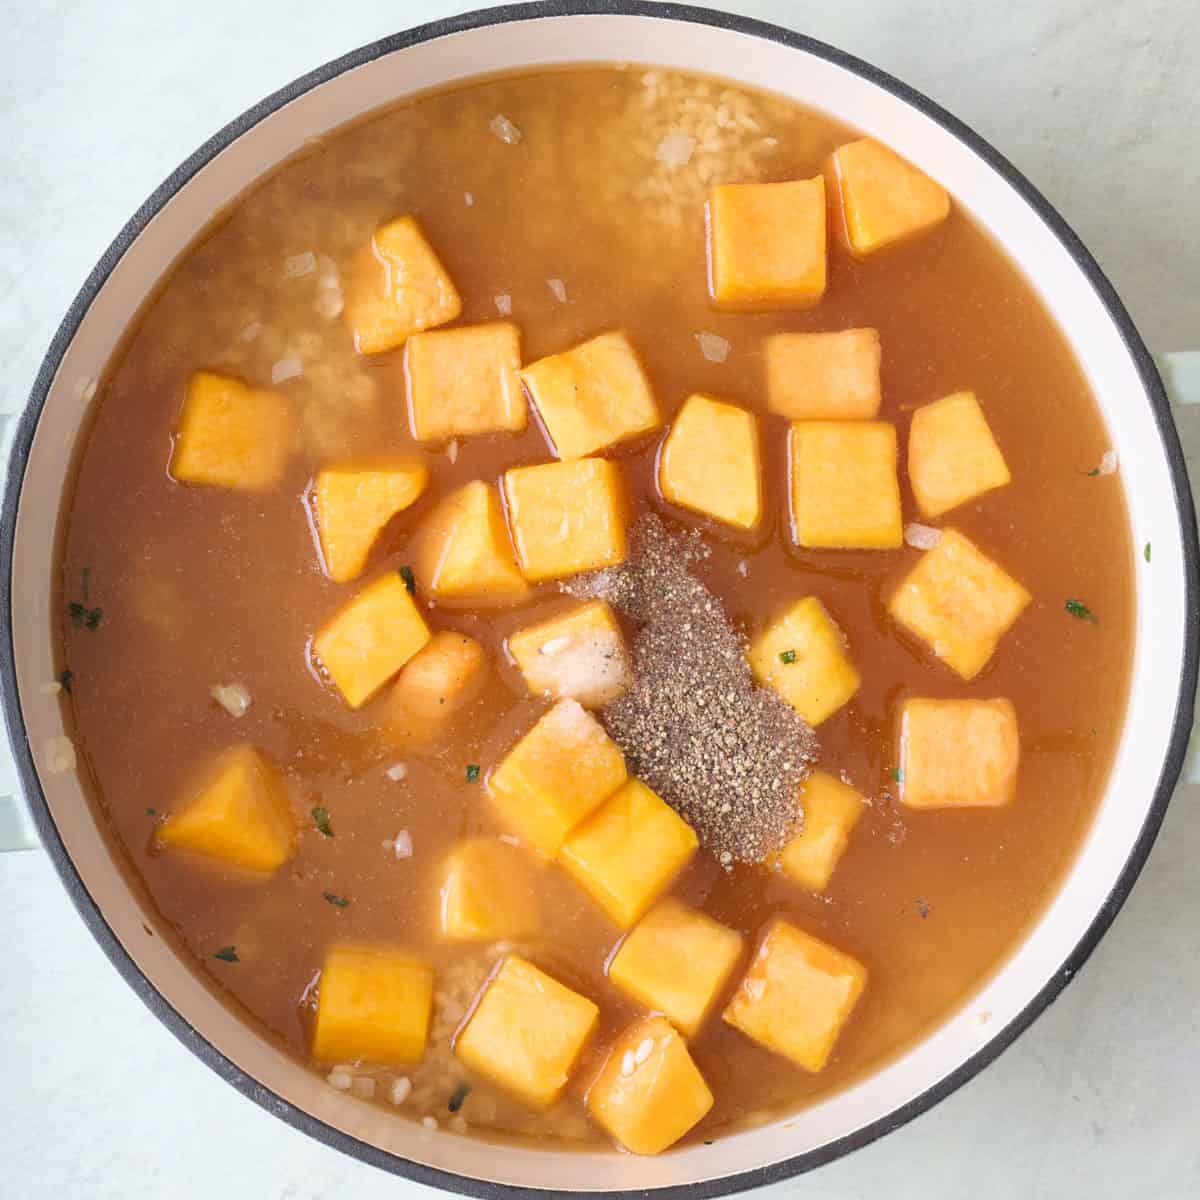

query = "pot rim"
[{"left": 2, "top": 3, "right": 1197, "bottom": 1195}]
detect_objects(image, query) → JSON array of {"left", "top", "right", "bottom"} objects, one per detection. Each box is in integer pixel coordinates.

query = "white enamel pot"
[{"left": 1, "top": 3, "right": 1198, "bottom": 1195}]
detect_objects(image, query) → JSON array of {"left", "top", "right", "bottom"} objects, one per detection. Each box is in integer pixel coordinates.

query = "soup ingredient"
[
  {"left": 832, "top": 138, "right": 950, "bottom": 257},
  {"left": 607, "top": 898, "right": 744, "bottom": 1038},
  {"left": 748, "top": 597, "right": 862, "bottom": 728},
  {"left": 694, "top": 331, "right": 730, "bottom": 363},
  {"left": 1065, "top": 598, "right": 1097, "bottom": 622},
  {"left": 68, "top": 601, "right": 103, "bottom": 631},
  {"left": 658, "top": 393, "right": 762, "bottom": 530},
  {"left": 157, "top": 744, "right": 295, "bottom": 872},
  {"left": 789, "top": 420, "right": 903, "bottom": 549},
  {"left": 765, "top": 328, "right": 882, "bottom": 420},
  {"left": 888, "top": 529, "right": 1032, "bottom": 679},
  {"left": 439, "top": 838, "right": 541, "bottom": 941},
  {"left": 546, "top": 278, "right": 567, "bottom": 303},
  {"left": 383, "top": 631, "right": 488, "bottom": 747},
  {"left": 210, "top": 682, "right": 252, "bottom": 718},
  {"left": 587, "top": 1015, "right": 714, "bottom": 1155},
  {"left": 44, "top": 735, "right": 77, "bottom": 773},
  {"left": 454, "top": 956, "right": 599, "bottom": 1110},
  {"left": 311, "top": 806, "right": 334, "bottom": 837},
  {"left": 213, "top": 946, "right": 239, "bottom": 963},
  {"left": 322, "top": 891, "right": 350, "bottom": 907},
  {"left": 489, "top": 113, "right": 523, "bottom": 144},
  {"left": 391, "top": 830, "right": 414, "bottom": 859},
  {"left": 775, "top": 771, "right": 867, "bottom": 892},
  {"left": 169, "top": 371, "right": 292, "bottom": 492},
  {"left": 907, "top": 391, "right": 1012, "bottom": 519},
  {"left": 903, "top": 522, "right": 942, "bottom": 551},
  {"left": 723, "top": 921, "right": 867, "bottom": 1073}
]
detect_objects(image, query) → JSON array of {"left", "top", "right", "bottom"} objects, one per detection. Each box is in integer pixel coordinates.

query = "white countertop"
[{"left": 2, "top": 2, "right": 1198, "bottom": 1198}]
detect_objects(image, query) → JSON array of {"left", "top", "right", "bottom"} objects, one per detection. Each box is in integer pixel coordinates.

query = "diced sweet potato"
[
  {"left": 707, "top": 178, "right": 827, "bottom": 309},
  {"left": 312, "top": 945, "right": 434, "bottom": 1065},
  {"left": 608, "top": 899, "right": 744, "bottom": 1038},
  {"left": 908, "top": 391, "right": 1011, "bottom": 518},
  {"left": 454, "top": 955, "right": 599, "bottom": 1110},
  {"left": 832, "top": 139, "right": 950, "bottom": 257},
  {"left": 170, "top": 371, "right": 292, "bottom": 492},
  {"left": 158, "top": 743, "right": 294, "bottom": 872},
  {"left": 383, "top": 631, "right": 488, "bottom": 746},
  {"left": 559, "top": 778, "right": 698, "bottom": 929},
  {"left": 406, "top": 321, "right": 525, "bottom": 441},
  {"left": 313, "top": 459, "right": 429, "bottom": 583},
  {"left": 587, "top": 1015, "right": 714, "bottom": 1155},
  {"left": 488, "top": 699, "right": 628, "bottom": 857},
  {"left": 789, "top": 421, "right": 902, "bottom": 549},
  {"left": 312, "top": 571, "right": 432, "bottom": 707},
  {"left": 888, "top": 529, "right": 1031, "bottom": 679},
  {"left": 343, "top": 216, "right": 462, "bottom": 354},
  {"left": 765, "top": 329, "right": 882, "bottom": 420},
  {"left": 506, "top": 601, "right": 631, "bottom": 708},
  {"left": 899, "top": 698, "right": 1019, "bottom": 809},
  {"left": 518, "top": 331, "right": 661, "bottom": 460},
  {"left": 658, "top": 394, "right": 762, "bottom": 530},
  {"left": 748, "top": 597, "right": 860, "bottom": 727},
  {"left": 503, "top": 459, "right": 627, "bottom": 582},
  {"left": 439, "top": 838, "right": 541, "bottom": 941},
  {"left": 723, "top": 920, "right": 867, "bottom": 1073},
  {"left": 777, "top": 771, "right": 865, "bottom": 892}
]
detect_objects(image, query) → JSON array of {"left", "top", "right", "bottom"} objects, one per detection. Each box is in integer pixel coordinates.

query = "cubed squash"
[
  {"left": 406, "top": 321, "right": 525, "bottom": 442},
  {"left": 519, "top": 331, "right": 661, "bottom": 460},
  {"left": 658, "top": 394, "right": 762, "bottom": 530},
  {"left": 412, "top": 480, "right": 530, "bottom": 606},
  {"left": 908, "top": 391, "right": 1011, "bottom": 518},
  {"left": 312, "top": 571, "right": 432, "bottom": 708},
  {"left": 832, "top": 138, "right": 951, "bottom": 257},
  {"left": 344, "top": 215, "right": 462, "bottom": 354},
  {"left": 507, "top": 600, "right": 631, "bottom": 708},
  {"left": 504, "top": 459, "right": 627, "bottom": 582},
  {"left": 587, "top": 1015, "right": 714, "bottom": 1155},
  {"left": 899, "top": 698, "right": 1019, "bottom": 809},
  {"left": 707, "top": 178, "right": 827, "bottom": 308},
  {"left": 170, "top": 371, "right": 292, "bottom": 492},
  {"left": 383, "top": 631, "right": 488, "bottom": 746},
  {"left": 488, "top": 699, "right": 628, "bottom": 857},
  {"left": 312, "top": 459, "right": 429, "bottom": 583},
  {"left": 454, "top": 955, "right": 599, "bottom": 1110},
  {"left": 439, "top": 838, "right": 541, "bottom": 941},
  {"left": 789, "top": 421, "right": 902, "bottom": 549},
  {"left": 747, "top": 597, "right": 860, "bottom": 727},
  {"left": 158, "top": 743, "right": 294, "bottom": 872},
  {"left": 312, "top": 945, "right": 434, "bottom": 1065},
  {"left": 608, "top": 899, "right": 744, "bottom": 1037},
  {"left": 776, "top": 771, "right": 865, "bottom": 892},
  {"left": 765, "top": 329, "right": 882, "bottom": 420},
  {"left": 723, "top": 920, "right": 867, "bottom": 1073},
  {"left": 888, "top": 529, "right": 1031, "bottom": 679},
  {"left": 559, "top": 778, "right": 698, "bottom": 929}
]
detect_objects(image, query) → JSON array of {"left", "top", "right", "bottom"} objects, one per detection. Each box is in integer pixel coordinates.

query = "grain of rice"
[
  {"left": 904, "top": 523, "right": 942, "bottom": 551},
  {"left": 389, "top": 1076, "right": 413, "bottom": 1105},
  {"left": 393, "top": 830, "right": 414, "bottom": 859},
  {"left": 386, "top": 762, "right": 408, "bottom": 781},
  {"left": 327, "top": 1069, "right": 353, "bottom": 1090},
  {"left": 489, "top": 114, "right": 523, "bottom": 144},
  {"left": 210, "top": 682, "right": 252, "bottom": 718},
  {"left": 547, "top": 278, "right": 567, "bottom": 303}
]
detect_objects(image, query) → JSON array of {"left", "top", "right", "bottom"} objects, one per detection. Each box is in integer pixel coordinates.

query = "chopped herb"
[
  {"left": 1144, "top": 542, "right": 1152, "bottom": 563},
  {"left": 322, "top": 891, "right": 350, "bottom": 908},
  {"left": 447, "top": 1083, "right": 471, "bottom": 1113},
  {"left": 465, "top": 763, "right": 481, "bottom": 783},
  {"left": 59, "top": 669, "right": 74, "bottom": 694},
  {"left": 68, "top": 601, "right": 103, "bottom": 631},
  {"left": 311, "top": 805, "right": 334, "bottom": 837},
  {"left": 915, "top": 897, "right": 931, "bottom": 919},
  {"left": 399, "top": 565, "right": 416, "bottom": 594},
  {"left": 778, "top": 649, "right": 797, "bottom": 664},
  {"left": 145, "top": 807, "right": 157, "bottom": 816},
  {"left": 1065, "top": 598, "right": 1097, "bottom": 623},
  {"left": 1086, "top": 467, "right": 1100, "bottom": 477},
  {"left": 891, "top": 767, "right": 903, "bottom": 784},
  {"left": 703, "top": 1140, "right": 714, "bottom": 1146},
  {"left": 213, "top": 946, "right": 239, "bottom": 963},
  {"left": 81, "top": 566, "right": 92, "bottom": 602}
]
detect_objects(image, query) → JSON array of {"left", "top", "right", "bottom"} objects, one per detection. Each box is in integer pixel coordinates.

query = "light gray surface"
[{"left": 1, "top": 2, "right": 1198, "bottom": 1198}]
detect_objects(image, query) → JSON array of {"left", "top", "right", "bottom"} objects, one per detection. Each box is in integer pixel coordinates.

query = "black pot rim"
[{"left": 3, "top": 3, "right": 1197, "bottom": 1196}]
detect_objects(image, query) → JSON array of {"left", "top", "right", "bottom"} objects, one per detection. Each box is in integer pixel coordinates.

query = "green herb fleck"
[
  {"left": 322, "top": 891, "right": 350, "bottom": 908},
  {"left": 1144, "top": 542, "right": 1152, "bottom": 563},
  {"left": 1065, "top": 598, "right": 1097, "bottom": 623},
  {"left": 213, "top": 946, "right": 239, "bottom": 963},
  {"left": 59, "top": 669, "right": 74, "bottom": 694},
  {"left": 465, "top": 763, "right": 481, "bottom": 783},
  {"left": 399, "top": 565, "right": 416, "bottom": 594},
  {"left": 311, "top": 805, "right": 334, "bottom": 837},
  {"left": 81, "top": 566, "right": 92, "bottom": 602},
  {"left": 779, "top": 649, "right": 797, "bottom": 665},
  {"left": 891, "top": 767, "right": 903, "bottom": 784},
  {"left": 68, "top": 601, "right": 103, "bottom": 631},
  {"left": 1086, "top": 467, "right": 1100, "bottom": 477},
  {"left": 703, "top": 1140, "right": 714, "bottom": 1147},
  {"left": 447, "top": 1083, "right": 471, "bottom": 1113},
  {"left": 145, "top": 807, "right": 157, "bottom": 817}
]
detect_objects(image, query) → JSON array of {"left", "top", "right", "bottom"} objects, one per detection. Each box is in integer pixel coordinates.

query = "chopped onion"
[
  {"left": 489, "top": 114, "right": 523, "bottom": 144},
  {"left": 389, "top": 1076, "right": 412, "bottom": 1105},
  {"left": 283, "top": 251, "right": 317, "bottom": 278},
  {"left": 464, "top": 191, "right": 475, "bottom": 207},
  {"left": 271, "top": 357, "right": 303, "bottom": 384},
  {"left": 385, "top": 762, "right": 408, "bottom": 782},
  {"left": 904, "top": 522, "right": 942, "bottom": 550},
  {"left": 696, "top": 332, "right": 730, "bottom": 363},
  {"left": 44, "top": 736, "right": 76, "bottom": 774},
  {"left": 1096, "top": 449, "right": 1119, "bottom": 476},
  {"left": 547, "top": 278, "right": 567, "bottom": 303},
  {"left": 736, "top": 560, "right": 749, "bottom": 578},
  {"left": 327, "top": 1069, "right": 353, "bottom": 1090},
  {"left": 393, "top": 830, "right": 414, "bottom": 859},
  {"left": 656, "top": 133, "right": 697, "bottom": 167},
  {"left": 210, "top": 682, "right": 252, "bottom": 718},
  {"left": 494, "top": 293, "right": 513, "bottom": 316}
]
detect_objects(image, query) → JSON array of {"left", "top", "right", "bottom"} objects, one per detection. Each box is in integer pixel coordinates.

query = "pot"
[{"left": 2, "top": 3, "right": 1198, "bottom": 1194}]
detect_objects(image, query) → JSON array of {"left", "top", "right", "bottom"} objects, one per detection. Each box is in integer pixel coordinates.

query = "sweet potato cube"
[
  {"left": 159, "top": 744, "right": 294, "bottom": 872},
  {"left": 170, "top": 371, "right": 292, "bottom": 492},
  {"left": 313, "top": 459, "right": 428, "bottom": 583},
  {"left": 608, "top": 899, "right": 744, "bottom": 1037},
  {"left": 519, "top": 331, "right": 660, "bottom": 460},
  {"left": 724, "top": 920, "right": 866, "bottom": 1073},
  {"left": 559, "top": 779, "right": 698, "bottom": 929},
  {"left": 312, "top": 572, "right": 432, "bottom": 708},
  {"left": 383, "top": 631, "right": 488, "bottom": 746},
  {"left": 587, "top": 1015, "right": 714, "bottom": 1155},
  {"left": 748, "top": 597, "right": 860, "bottom": 727},
  {"left": 454, "top": 955, "right": 599, "bottom": 1110},
  {"left": 658, "top": 394, "right": 762, "bottom": 530},
  {"left": 344, "top": 215, "right": 462, "bottom": 354},
  {"left": 832, "top": 138, "right": 950, "bottom": 257},
  {"left": 312, "top": 945, "right": 434, "bottom": 1065},
  {"left": 412, "top": 480, "right": 530, "bottom": 606},
  {"left": 488, "top": 699, "right": 628, "bottom": 857},
  {"left": 708, "top": 177, "right": 827, "bottom": 309},
  {"left": 406, "top": 321, "right": 525, "bottom": 441},
  {"left": 777, "top": 771, "right": 865, "bottom": 892},
  {"left": 900, "top": 698, "right": 1019, "bottom": 809},
  {"left": 439, "top": 838, "right": 541, "bottom": 941},
  {"left": 765, "top": 329, "right": 882, "bottom": 420},
  {"left": 507, "top": 601, "right": 631, "bottom": 708},
  {"left": 504, "top": 459, "right": 627, "bottom": 582},
  {"left": 888, "top": 529, "right": 1031, "bottom": 679},
  {"left": 789, "top": 421, "right": 902, "bottom": 549},
  {"left": 908, "top": 391, "right": 1012, "bottom": 518}
]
